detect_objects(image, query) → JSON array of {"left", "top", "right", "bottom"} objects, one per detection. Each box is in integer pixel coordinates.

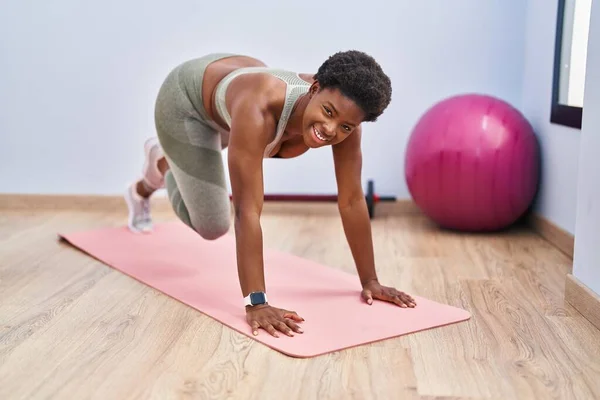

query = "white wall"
[
  {"left": 573, "top": 0, "right": 600, "bottom": 296},
  {"left": 0, "top": 0, "right": 527, "bottom": 197},
  {"left": 522, "top": 0, "right": 582, "bottom": 235},
  {"left": 566, "top": 0, "right": 591, "bottom": 107}
]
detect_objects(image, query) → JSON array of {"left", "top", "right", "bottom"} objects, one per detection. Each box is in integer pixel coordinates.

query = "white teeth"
[{"left": 313, "top": 126, "right": 330, "bottom": 142}]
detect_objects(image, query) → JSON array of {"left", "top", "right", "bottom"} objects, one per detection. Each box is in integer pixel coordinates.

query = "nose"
[{"left": 322, "top": 123, "right": 335, "bottom": 137}]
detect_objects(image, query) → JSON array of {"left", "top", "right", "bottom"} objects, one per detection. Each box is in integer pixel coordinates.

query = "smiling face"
[{"left": 301, "top": 83, "right": 366, "bottom": 148}]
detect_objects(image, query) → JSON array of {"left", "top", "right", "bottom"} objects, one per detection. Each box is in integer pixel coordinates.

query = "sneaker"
[
  {"left": 142, "top": 137, "right": 165, "bottom": 190},
  {"left": 124, "top": 182, "right": 153, "bottom": 233}
]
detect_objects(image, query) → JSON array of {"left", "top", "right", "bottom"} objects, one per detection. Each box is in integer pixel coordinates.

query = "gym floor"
[{"left": 1, "top": 200, "right": 599, "bottom": 399}]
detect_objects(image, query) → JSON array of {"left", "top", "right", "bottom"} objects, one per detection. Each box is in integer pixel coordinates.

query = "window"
[{"left": 551, "top": 0, "right": 592, "bottom": 129}]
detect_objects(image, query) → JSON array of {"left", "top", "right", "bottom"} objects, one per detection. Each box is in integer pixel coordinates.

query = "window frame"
[{"left": 551, "top": 0, "right": 583, "bottom": 129}]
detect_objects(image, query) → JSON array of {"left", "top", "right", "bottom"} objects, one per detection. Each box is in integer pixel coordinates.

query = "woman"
[{"left": 124, "top": 50, "right": 417, "bottom": 338}]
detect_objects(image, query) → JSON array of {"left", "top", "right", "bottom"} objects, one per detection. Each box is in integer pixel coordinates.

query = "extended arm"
[
  {"left": 332, "top": 127, "right": 379, "bottom": 286},
  {"left": 227, "top": 91, "right": 305, "bottom": 336},
  {"left": 333, "top": 128, "right": 416, "bottom": 308},
  {"left": 227, "top": 96, "right": 274, "bottom": 298}
]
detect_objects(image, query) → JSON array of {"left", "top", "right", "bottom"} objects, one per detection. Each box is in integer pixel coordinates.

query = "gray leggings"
[{"left": 154, "top": 53, "right": 236, "bottom": 239}]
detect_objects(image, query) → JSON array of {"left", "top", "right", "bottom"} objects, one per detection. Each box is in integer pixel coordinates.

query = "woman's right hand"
[{"left": 246, "top": 304, "right": 305, "bottom": 337}]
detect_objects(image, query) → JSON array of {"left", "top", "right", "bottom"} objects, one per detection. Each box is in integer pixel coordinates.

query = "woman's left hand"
[{"left": 361, "top": 280, "right": 417, "bottom": 308}]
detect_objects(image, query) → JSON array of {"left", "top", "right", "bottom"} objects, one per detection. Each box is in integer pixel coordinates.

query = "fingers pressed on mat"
[
  {"left": 283, "top": 310, "right": 304, "bottom": 321},
  {"left": 275, "top": 321, "right": 294, "bottom": 336},
  {"left": 251, "top": 321, "right": 260, "bottom": 336},
  {"left": 285, "top": 319, "right": 303, "bottom": 333},
  {"left": 264, "top": 322, "right": 279, "bottom": 338}
]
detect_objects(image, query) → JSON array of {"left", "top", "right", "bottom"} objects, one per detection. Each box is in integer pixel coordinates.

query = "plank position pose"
[{"left": 124, "top": 51, "right": 416, "bottom": 338}]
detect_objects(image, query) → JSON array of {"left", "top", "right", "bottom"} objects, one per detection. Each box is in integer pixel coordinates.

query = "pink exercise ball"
[{"left": 405, "top": 93, "right": 539, "bottom": 231}]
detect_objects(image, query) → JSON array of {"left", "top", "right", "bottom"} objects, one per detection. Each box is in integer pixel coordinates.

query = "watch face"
[{"left": 250, "top": 292, "right": 266, "bottom": 305}]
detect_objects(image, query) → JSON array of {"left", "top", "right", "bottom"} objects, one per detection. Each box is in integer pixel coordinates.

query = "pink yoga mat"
[{"left": 59, "top": 221, "right": 470, "bottom": 358}]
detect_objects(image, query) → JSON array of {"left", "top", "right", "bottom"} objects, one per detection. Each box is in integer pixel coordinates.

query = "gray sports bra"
[{"left": 214, "top": 67, "right": 310, "bottom": 158}]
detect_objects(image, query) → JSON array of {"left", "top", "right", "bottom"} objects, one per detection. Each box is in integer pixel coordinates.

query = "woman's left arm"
[
  {"left": 332, "top": 128, "right": 417, "bottom": 308},
  {"left": 331, "top": 127, "right": 378, "bottom": 287}
]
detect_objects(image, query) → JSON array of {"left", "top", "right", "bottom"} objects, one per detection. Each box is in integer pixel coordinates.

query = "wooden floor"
[{"left": 1, "top": 202, "right": 599, "bottom": 399}]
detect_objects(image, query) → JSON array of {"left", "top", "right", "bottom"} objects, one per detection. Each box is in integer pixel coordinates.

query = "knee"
[{"left": 190, "top": 216, "right": 231, "bottom": 240}]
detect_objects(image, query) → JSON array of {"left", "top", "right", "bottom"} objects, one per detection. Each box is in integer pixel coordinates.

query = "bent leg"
[
  {"left": 152, "top": 58, "right": 232, "bottom": 240},
  {"left": 163, "top": 156, "right": 231, "bottom": 239},
  {"left": 159, "top": 117, "right": 231, "bottom": 240}
]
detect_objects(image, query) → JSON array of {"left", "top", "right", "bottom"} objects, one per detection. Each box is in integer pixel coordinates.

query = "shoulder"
[
  {"left": 226, "top": 73, "right": 287, "bottom": 149},
  {"left": 228, "top": 70, "right": 287, "bottom": 119}
]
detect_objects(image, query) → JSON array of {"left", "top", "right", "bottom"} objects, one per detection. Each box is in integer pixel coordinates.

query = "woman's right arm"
[
  {"left": 227, "top": 94, "right": 271, "bottom": 299},
  {"left": 226, "top": 92, "right": 304, "bottom": 337}
]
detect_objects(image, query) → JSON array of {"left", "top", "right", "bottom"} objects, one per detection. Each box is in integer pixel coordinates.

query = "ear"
[{"left": 309, "top": 81, "right": 320, "bottom": 98}]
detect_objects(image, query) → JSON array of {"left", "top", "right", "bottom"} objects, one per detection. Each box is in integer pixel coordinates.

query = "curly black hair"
[{"left": 313, "top": 50, "right": 392, "bottom": 122}]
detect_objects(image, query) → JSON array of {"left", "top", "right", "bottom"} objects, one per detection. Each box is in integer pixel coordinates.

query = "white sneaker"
[
  {"left": 142, "top": 137, "right": 165, "bottom": 190},
  {"left": 124, "top": 182, "right": 153, "bottom": 233}
]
